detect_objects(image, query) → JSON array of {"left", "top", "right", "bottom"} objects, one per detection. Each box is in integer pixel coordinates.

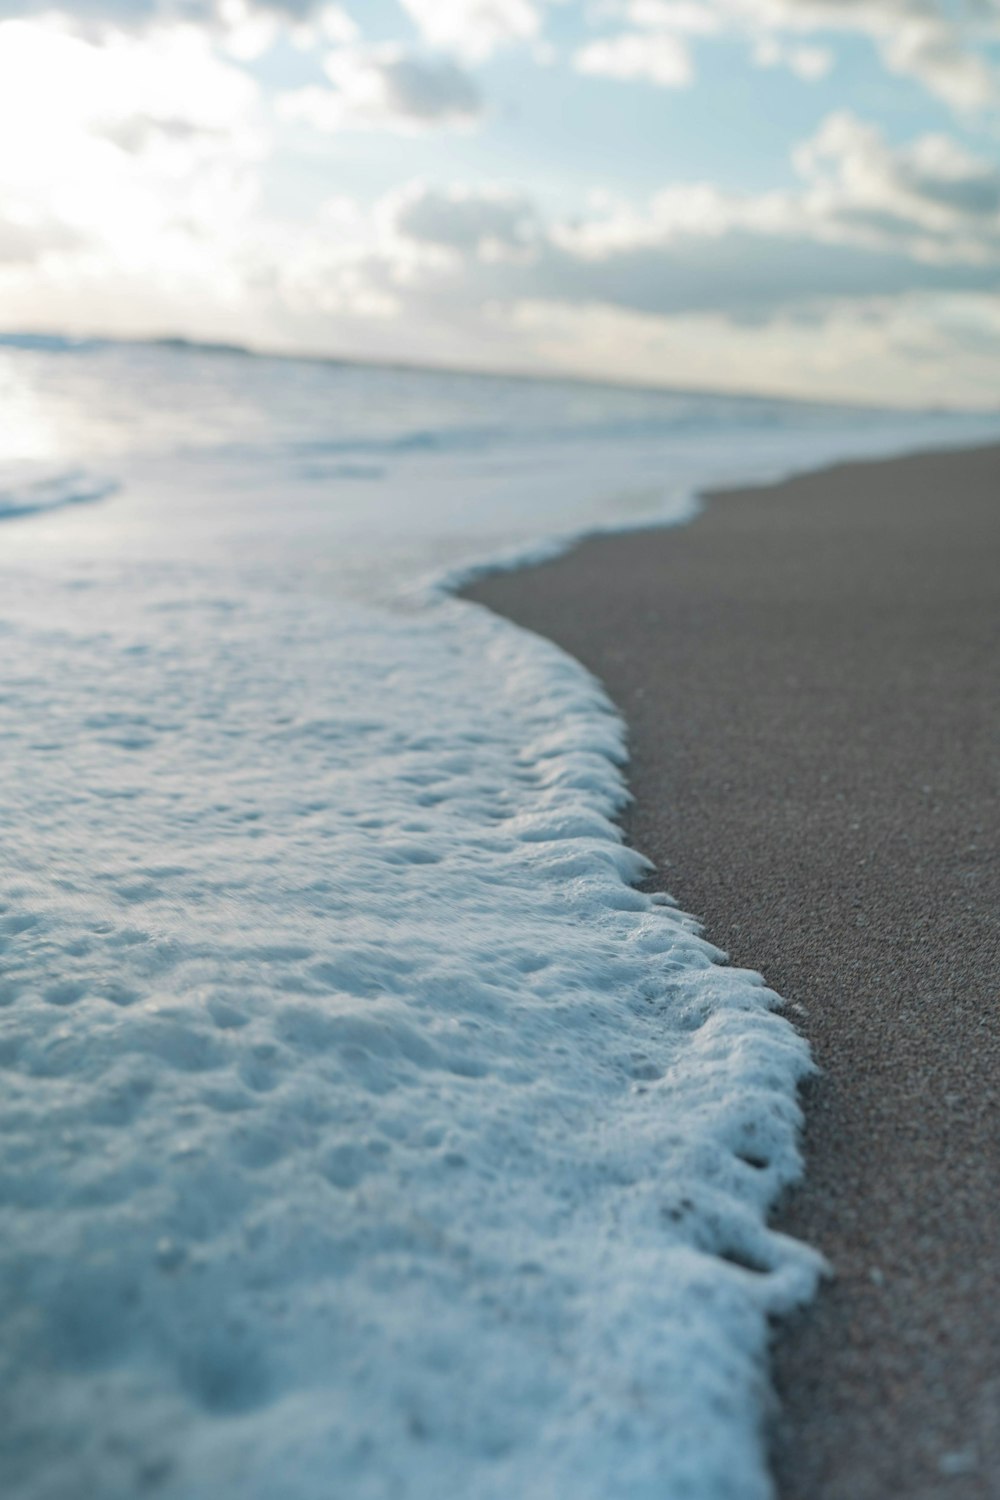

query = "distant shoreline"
[
  {"left": 2, "top": 328, "right": 994, "bottom": 417},
  {"left": 464, "top": 442, "right": 1000, "bottom": 1499}
]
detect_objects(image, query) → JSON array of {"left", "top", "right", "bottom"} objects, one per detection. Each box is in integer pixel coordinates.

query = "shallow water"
[{"left": 1, "top": 338, "right": 997, "bottom": 1499}]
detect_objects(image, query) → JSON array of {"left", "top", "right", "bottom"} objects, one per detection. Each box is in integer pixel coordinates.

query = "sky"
[{"left": 1, "top": 0, "right": 999, "bottom": 404}]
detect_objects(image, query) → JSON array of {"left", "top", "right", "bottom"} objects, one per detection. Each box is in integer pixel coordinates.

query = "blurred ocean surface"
[{"left": 1, "top": 335, "right": 997, "bottom": 1500}]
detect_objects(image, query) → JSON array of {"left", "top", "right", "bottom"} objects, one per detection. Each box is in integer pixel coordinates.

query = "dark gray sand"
[{"left": 465, "top": 444, "right": 1000, "bottom": 1500}]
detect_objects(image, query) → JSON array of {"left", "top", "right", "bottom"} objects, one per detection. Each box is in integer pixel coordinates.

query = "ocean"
[{"left": 2, "top": 335, "right": 996, "bottom": 1500}]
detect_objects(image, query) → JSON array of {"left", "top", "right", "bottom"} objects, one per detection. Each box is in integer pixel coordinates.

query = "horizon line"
[{"left": 0, "top": 328, "right": 985, "bottom": 418}]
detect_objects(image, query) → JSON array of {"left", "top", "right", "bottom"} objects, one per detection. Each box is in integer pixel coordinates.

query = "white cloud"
[
  {"left": 574, "top": 30, "right": 693, "bottom": 85},
  {"left": 373, "top": 115, "right": 1000, "bottom": 328},
  {"left": 0, "top": 0, "right": 361, "bottom": 59},
  {"left": 0, "top": 0, "right": 338, "bottom": 18},
  {"left": 878, "top": 14, "right": 996, "bottom": 110},
  {"left": 279, "top": 47, "right": 482, "bottom": 132},
  {"left": 577, "top": 0, "right": 716, "bottom": 87},
  {"left": 226, "top": 115, "right": 1000, "bottom": 361},
  {"left": 397, "top": 0, "right": 541, "bottom": 61},
  {"left": 390, "top": 183, "right": 541, "bottom": 260},
  {"left": 619, "top": 1, "right": 721, "bottom": 33},
  {"left": 734, "top": 0, "right": 999, "bottom": 108},
  {"left": 0, "top": 16, "right": 257, "bottom": 135},
  {"left": 0, "top": 211, "right": 82, "bottom": 265},
  {"left": 264, "top": 192, "right": 1000, "bottom": 404},
  {"left": 214, "top": 2, "right": 358, "bottom": 60},
  {"left": 753, "top": 36, "right": 832, "bottom": 79},
  {"left": 0, "top": 15, "right": 263, "bottom": 310},
  {"left": 589, "top": 0, "right": 1000, "bottom": 109},
  {"left": 501, "top": 292, "right": 1000, "bottom": 407},
  {"left": 795, "top": 112, "right": 1000, "bottom": 258}
]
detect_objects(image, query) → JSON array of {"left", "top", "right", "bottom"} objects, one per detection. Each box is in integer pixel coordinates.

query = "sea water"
[{"left": 1, "top": 337, "right": 996, "bottom": 1500}]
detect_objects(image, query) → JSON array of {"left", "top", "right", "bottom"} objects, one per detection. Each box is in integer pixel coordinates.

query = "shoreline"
[{"left": 464, "top": 442, "right": 1000, "bottom": 1499}]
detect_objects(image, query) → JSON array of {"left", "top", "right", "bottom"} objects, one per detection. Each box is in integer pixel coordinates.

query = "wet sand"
[{"left": 465, "top": 444, "right": 1000, "bottom": 1499}]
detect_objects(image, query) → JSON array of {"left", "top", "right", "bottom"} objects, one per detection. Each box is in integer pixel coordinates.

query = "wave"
[
  {"left": 0, "top": 467, "right": 118, "bottom": 521},
  {"left": 0, "top": 333, "right": 107, "bottom": 355}
]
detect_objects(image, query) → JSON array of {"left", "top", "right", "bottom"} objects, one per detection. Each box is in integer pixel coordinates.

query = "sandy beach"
[{"left": 465, "top": 443, "right": 1000, "bottom": 1499}]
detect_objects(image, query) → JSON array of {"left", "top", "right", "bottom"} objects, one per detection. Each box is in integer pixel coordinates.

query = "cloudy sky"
[{"left": 2, "top": 0, "right": 999, "bottom": 403}]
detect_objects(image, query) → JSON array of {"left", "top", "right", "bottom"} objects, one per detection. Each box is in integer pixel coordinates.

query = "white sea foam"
[{"left": 1, "top": 340, "right": 997, "bottom": 1500}]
